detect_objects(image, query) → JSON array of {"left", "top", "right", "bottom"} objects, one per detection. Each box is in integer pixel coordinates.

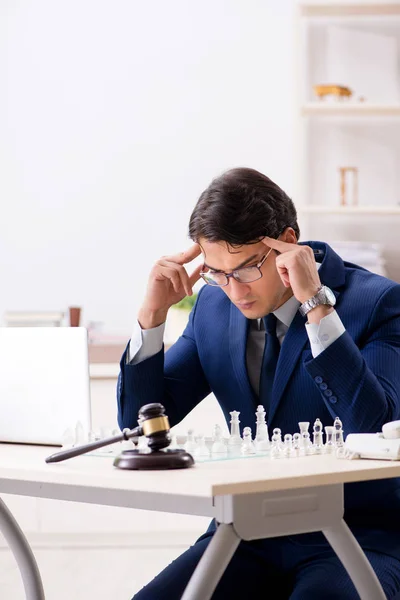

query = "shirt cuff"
[
  {"left": 305, "top": 310, "right": 346, "bottom": 359},
  {"left": 127, "top": 320, "right": 165, "bottom": 365}
]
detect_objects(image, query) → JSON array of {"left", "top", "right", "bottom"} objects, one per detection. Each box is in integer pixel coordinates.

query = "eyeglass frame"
[{"left": 200, "top": 246, "right": 273, "bottom": 287}]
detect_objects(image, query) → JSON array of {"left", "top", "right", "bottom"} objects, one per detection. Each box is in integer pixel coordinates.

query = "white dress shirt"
[{"left": 128, "top": 291, "right": 345, "bottom": 365}]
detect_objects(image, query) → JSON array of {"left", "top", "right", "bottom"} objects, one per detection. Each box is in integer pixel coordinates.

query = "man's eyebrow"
[{"left": 204, "top": 254, "right": 260, "bottom": 273}]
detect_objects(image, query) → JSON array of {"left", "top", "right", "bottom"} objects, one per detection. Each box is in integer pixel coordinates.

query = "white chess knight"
[
  {"left": 241, "top": 427, "right": 256, "bottom": 455},
  {"left": 255, "top": 405, "right": 270, "bottom": 454},
  {"left": 228, "top": 411, "right": 242, "bottom": 457}
]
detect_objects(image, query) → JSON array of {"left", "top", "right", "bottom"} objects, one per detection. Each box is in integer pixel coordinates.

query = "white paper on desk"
[{"left": 326, "top": 26, "right": 400, "bottom": 103}]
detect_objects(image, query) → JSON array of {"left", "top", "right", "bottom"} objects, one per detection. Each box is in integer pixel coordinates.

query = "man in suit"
[{"left": 118, "top": 168, "right": 400, "bottom": 599}]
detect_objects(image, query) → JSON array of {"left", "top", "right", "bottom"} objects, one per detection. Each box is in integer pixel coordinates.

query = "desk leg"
[
  {"left": 323, "top": 520, "right": 386, "bottom": 600},
  {"left": 180, "top": 523, "right": 240, "bottom": 600},
  {"left": 0, "top": 497, "right": 45, "bottom": 600}
]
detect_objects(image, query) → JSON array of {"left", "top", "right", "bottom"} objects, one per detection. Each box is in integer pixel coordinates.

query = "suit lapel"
[{"left": 229, "top": 303, "right": 256, "bottom": 406}]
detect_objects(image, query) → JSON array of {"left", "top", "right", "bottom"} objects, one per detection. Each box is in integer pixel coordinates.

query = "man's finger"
[
  {"left": 262, "top": 237, "right": 296, "bottom": 252},
  {"left": 188, "top": 264, "right": 203, "bottom": 289},
  {"left": 169, "top": 243, "right": 202, "bottom": 265}
]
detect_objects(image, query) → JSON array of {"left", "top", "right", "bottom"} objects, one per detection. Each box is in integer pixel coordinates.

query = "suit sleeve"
[
  {"left": 304, "top": 283, "right": 400, "bottom": 432},
  {"left": 117, "top": 293, "right": 211, "bottom": 430}
]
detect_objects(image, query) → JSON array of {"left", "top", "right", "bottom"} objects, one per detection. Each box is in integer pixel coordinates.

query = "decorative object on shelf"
[
  {"left": 338, "top": 167, "right": 358, "bottom": 207},
  {"left": 313, "top": 84, "right": 352, "bottom": 101},
  {"left": 3, "top": 310, "right": 64, "bottom": 327},
  {"left": 68, "top": 306, "right": 81, "bottom": 327},
  {"left": 164, "top": 293, "right": 198, "bottom": 344}
]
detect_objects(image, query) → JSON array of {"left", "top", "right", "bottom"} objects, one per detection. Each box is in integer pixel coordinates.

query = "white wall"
[{"left": 0, "top": 0, "right": 295, "bottom": 334}]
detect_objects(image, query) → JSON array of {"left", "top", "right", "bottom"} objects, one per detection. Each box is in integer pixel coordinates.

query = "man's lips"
[{"left": 236, "top": 301, "right": 255, "bottom": 309}]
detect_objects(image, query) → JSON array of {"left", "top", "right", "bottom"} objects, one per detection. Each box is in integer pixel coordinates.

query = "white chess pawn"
[
  {"left": 169, "top": 435, "right": 181, "bottom": 450},
  {"left": 324, "top": 426, "right": 335, "bottom": 453},
  {"left": 241, "top": 427, "right": 256, "bottom": 455},
  {"left": 255, "top": 405, "right": 270, "bottom": 454},
  {"left": 312, "top": 418, "right": 324, "bottom": 454},
  {"left": 211, "top": 424, "right": 227, "bottom": 458},
  {"left": 301, "top": 431, "right": 314, "bottom": 455},
  {"left": 184, "top": 429, "right": 198, "bottom": 454},
  {"left": 272, "top": 428, "right": 283, "bottom": 449},
  {"left": 270, "top": 429, "right": 282, "bottom": 459},
  {"left": 193, "top": 435, "right": 210, "bottom": 461},
  {"left": 228, "top": 411, "right": 242, "bottom": 457},
  {"left": 292, "top": 432, "right": 302, "bottom": 456},
  {"left": 283, "top": 434, "right": 294, "bottom": 458}
]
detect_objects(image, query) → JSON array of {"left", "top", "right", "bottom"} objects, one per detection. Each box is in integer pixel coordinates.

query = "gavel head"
[{"left": 138, "top": 403, "right": 171, "bottom": 451}]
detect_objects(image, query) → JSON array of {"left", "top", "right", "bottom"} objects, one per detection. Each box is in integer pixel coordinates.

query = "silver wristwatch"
[{"left": 299, "top": 285, "right": 336, "bottom": 317}]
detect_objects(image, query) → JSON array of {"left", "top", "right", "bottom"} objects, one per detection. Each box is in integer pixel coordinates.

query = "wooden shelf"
[
  {"left": 298, "top": 205, "right": 400, "bottom": 214},
  {"left": 300, "top": 2, "right": 400, "bottom": 17},
  {"left": 302, "top": 103, "right": 400, "bottom": 117}
]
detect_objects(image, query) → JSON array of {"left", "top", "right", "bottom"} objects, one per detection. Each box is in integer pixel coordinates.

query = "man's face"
[{"left": 199, "top": 230, "right": 295, "bottom": 318}]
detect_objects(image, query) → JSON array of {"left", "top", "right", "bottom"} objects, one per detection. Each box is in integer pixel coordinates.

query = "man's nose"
[{"left": 227, "top": 277, "right": 251, "bottom": 300}]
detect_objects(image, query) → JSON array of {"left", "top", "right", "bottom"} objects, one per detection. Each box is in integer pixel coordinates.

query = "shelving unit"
[
  {"left": 295, "top": 1, "right": 400, "bottom": 281},
  {"left": 302, "top": 103, "right": 400, "bottom": 116}
]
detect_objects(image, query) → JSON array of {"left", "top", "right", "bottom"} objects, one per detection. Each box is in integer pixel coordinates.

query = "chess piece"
[
  {"left": 272, "top": 428, "right": 283, "bottom": 448},
  {"left": 302, "top": 431, "right": 314, "bottom": 455},
  {"left": 333, "top": 417, "right": 344, "bottom": 448},
  {"left": 228, "top": 411, "right": 242, "bottom": 457},
  {"left": 333, "top": 417, "right": 345, "bottom": 458},
  {"left": 299, "top": 422, "right": 310, "bottom": 436},
  {"left": 241, "top": 427, "right": 256, "bottom": 455},
  {"left": 168, "top": 435, "right": 181, "bottom": 450},
  {"left": 292, "top": 432, "right": 302, "bottom": 456},
  {"left": 283, "top": 434, "right": 294, "bottom": 458},
  {"left": 312, "top": 418, "right": 324, "bottom": 454},
  {"left": 184, "top": 429, "right": 198, "bottom": 454},
  {"left": 193, "top": 435, "right": 210, "bottom": 461},
  {"left": 324, "top": 426, "right": 334, "bottom": 453},
  {"left": 271, "top": 429, "right": 282, "bottom": 459},
  {"left": 255, "top": 405, "right": 270, "bottom": 454},
  {"left": 211, "top": 424, "right": 227, "bottom": 458}
]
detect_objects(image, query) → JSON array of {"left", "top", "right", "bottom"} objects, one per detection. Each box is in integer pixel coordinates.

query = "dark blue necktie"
[{"left": 259, "top": 313, "right": 281, "bottom": 415}]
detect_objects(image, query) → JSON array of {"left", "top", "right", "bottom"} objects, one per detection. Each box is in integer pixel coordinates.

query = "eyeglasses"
[{"left": 200, "top": 247, "right": 273, "bottom": 287}]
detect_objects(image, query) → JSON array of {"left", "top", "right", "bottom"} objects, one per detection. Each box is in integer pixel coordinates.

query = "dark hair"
[{"left": 188, "top": 167, "right": 300, "bottom": 246}]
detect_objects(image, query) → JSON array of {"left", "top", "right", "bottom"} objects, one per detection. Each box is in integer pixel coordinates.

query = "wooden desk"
[{"left": 1, "top": 445, "right": 398, "bottom": 599}]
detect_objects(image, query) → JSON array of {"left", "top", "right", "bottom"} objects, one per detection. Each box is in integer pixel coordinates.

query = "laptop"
[{"left": 0, "top": 327, "right": 92, "bottom": 446}]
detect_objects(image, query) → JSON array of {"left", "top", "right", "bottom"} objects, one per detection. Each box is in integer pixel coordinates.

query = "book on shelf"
[{"left": 3, "top": 311, "right": 65, "bottom": 327}]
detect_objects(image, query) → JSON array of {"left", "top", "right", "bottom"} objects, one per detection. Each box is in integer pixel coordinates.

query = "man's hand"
[
  {"left": 138, "top": 244, "right": 203, "bottom": 329},
  {"left": 262, "top": 237, "right": 321, "bottom": 304}
]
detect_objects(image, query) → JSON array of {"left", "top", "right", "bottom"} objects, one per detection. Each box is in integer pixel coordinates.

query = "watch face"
[{"left": 323, "top": 286, "right": 336, "bottom": 305}]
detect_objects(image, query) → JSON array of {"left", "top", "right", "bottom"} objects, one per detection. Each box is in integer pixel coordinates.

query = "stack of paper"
[
  {"left": 329, "top": 241, "right": 386, "bottom": 276},
  {"left": 3, "top": 311, "right": 65, "bottom": 327}
]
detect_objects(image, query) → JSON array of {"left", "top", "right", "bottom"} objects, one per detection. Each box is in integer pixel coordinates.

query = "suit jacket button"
[
  {"left": 329, "top": 396, "right": 337, "bottom": 404},
  {"left": 314, "top": 376, "right": 323, "bottom": 384}
]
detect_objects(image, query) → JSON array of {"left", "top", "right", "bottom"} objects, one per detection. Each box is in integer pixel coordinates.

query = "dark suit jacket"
[{"left": 118, "top": 241, "right": 400, "bottom": 556}]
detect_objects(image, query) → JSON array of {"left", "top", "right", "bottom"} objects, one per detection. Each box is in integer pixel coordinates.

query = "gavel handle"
[{"left": 45, "top": 426, "right": 142, "bottom": 463}]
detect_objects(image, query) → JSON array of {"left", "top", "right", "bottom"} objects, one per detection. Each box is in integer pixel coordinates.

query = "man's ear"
[{"left": 280, "top": 227, "right": 297, "bottom": 244}]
